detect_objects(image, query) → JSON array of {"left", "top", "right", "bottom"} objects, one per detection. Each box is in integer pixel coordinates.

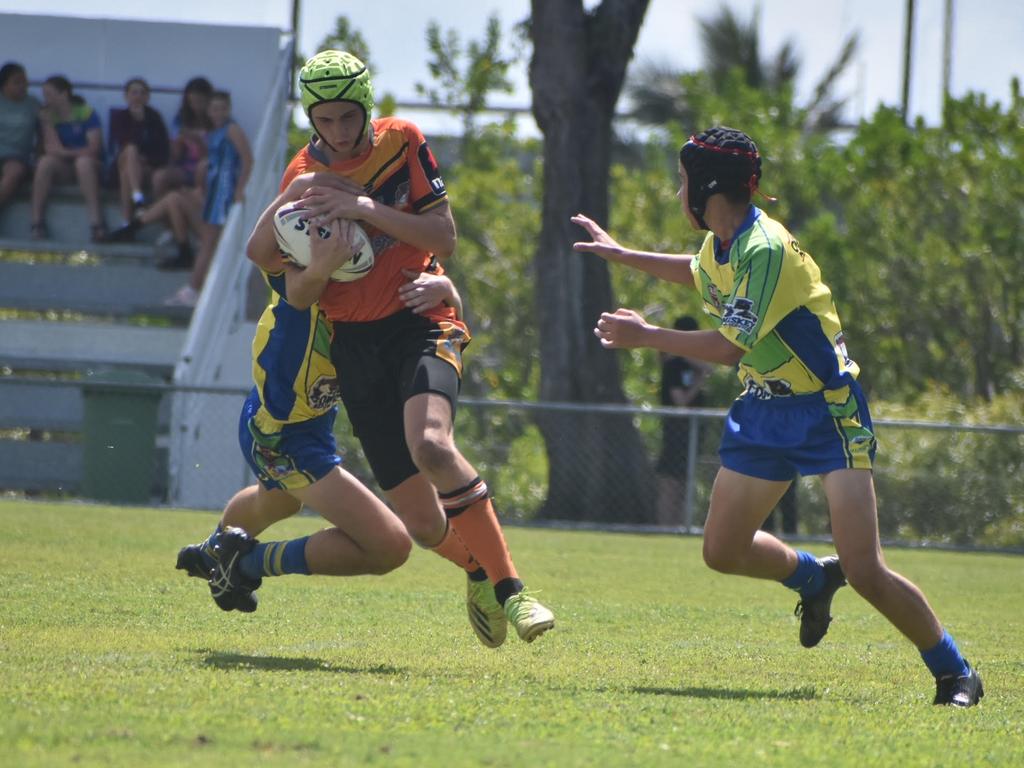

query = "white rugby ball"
[{"left": 273, "top": 202, "right": 375, "bottom": 282}]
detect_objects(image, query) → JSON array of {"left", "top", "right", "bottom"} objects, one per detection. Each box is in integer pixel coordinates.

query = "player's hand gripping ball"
[{"left": 273, "top": 201, "right": 374, "bottom": 282}]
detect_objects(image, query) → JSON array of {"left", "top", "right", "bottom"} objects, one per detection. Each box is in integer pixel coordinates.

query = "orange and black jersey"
[{"left": 280, "top": 116, "right": 457, "bottom": 324}]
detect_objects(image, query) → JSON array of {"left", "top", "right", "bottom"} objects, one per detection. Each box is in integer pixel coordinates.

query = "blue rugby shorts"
[{"left": 718, "top": 381, "right": 876, "bottom": 481}]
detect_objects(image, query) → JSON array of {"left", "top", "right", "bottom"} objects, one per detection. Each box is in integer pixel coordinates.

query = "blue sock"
[
  {"left": 199, "top": 524, "right": 224, "bottom": 570},
  {"left": 239, "top": 536, "right": 311, "bottom": 579},
  {"left": 921, "top": 630, "right": 969, "bottom": 679},
  {"left": 781, "top": 550, "right": 826, "bottom": 598}
]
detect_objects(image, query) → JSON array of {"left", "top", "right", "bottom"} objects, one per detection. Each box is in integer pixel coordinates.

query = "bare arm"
[
  {"left": 245, "top": 172, "right": 348, "bottom": 272},
  {"left": 81, "top": 127, "right": 102, "bottom": 160},
  {"left": 228, "top": 123, "right": 254, "bottom": 202},
  {"left": 301, "top": 181, "right": 457, "bottom": 259},
  {"left": 571, "top": 213, "right": 695, "bottom": 287},
  {"left": 596, "top": 308, "right": 744, "bottom": 366},
  {"left": 283, "top": 219, "right": 359, "bottom": 311}
]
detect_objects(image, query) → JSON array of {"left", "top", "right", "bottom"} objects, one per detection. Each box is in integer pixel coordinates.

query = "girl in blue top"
[
  {"left": 165, "top": 90, "right": 252, "bottom": 307},
  {"left": 30, "top": 75, "right": 106, "bottom": 241}
]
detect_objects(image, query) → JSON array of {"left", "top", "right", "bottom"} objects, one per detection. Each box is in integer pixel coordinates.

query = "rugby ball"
[{"left": 273, "top": 202, "right": 375, "bottom": 282}]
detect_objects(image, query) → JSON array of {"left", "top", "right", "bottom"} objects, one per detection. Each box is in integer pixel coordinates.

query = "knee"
[
  {"left": 367, "top": 532, "right": 412, "bottom": 575},
  {"left": 408, "top": 432, "right": 456, "bottom": 476},
  {"left": 702, "top": 537, "right": 744, "bottom": 574},
  {"left": 34, "top": 156, "right": 57, "bottom": 178},
  {"left": 74, "top": 155, "right": 95, "bottom": 174},
  {"left": 842, "top": 558, "right": 890, "bottom": 601},
  {"left": 398, "top": 511, "right": 445, "bottom": 549}
]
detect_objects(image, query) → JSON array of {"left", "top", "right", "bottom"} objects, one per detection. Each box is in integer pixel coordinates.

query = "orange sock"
[
  {"left": 441, "top": 478, "right": 518, "bottom": 584},
  {"left": 430, "top": 520, "right": 478, "bottom": 572}
]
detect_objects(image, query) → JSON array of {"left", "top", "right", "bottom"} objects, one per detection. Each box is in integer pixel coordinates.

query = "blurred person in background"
[
  {"left": 107, "top": 77, "right": 170, "bottom": 224},
  {"left": 165, "top": 90, "right": 251, "bottom": 304},
  {"left": 30, "top": 75, "right": 105, "bottom": 241},
  {"left": 152, "top": 76, "right": 211, "bottom": 199},
  {"left": 0, "top": 62, "right": 39, "bottom": 212},
  {"left": 655, "top": 314, "right": 709, "bottom": 527}
]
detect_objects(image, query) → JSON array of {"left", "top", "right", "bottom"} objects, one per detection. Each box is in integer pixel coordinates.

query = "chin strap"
[{"left": 748, "top": 173, "right": 778, "bottom": 204}]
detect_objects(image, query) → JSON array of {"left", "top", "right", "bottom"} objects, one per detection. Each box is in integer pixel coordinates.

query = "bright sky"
[{"left": 2, "top": 0, "right": 1021, "bottom": 133}]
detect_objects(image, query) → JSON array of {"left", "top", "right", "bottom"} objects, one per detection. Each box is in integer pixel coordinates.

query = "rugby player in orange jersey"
[{"left": 244, "top": 51, "right": 554, "bottom": 647}]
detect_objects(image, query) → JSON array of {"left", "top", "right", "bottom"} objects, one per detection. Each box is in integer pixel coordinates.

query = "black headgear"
[{"left": 679, "top": 126, "right": 763, "bottom": 229}]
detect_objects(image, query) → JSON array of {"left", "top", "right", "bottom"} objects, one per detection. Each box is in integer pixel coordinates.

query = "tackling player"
[{"left": 177, "top": 214, "right": 414, "bottom": 609}]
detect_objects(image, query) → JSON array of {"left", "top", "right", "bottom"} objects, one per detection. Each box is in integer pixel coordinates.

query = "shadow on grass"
[
  {"left": 197, "top": 650, "right": 404, "bottom": 676},
  {"left": 632, "top": 685, "right": 817, "bottom": 701}
]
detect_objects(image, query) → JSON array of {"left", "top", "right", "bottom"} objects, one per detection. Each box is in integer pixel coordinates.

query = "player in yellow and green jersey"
[
  {"left": 571, "top": 126, "right": 982, "bottom": 708},
  {"left": 175, "top": 216, "right": 415, "bottom": 612}
]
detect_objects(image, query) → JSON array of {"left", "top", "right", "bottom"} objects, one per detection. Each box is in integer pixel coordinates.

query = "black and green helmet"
[{"left": 299, "top": 50, "right": 374, "bottom": 142}]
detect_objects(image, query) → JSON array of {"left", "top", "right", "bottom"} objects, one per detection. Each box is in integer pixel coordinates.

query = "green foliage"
[
  {"left": 415, "top": 15, "right": 516, "bottom": 137},
  {"left": 407, "top": 19, "right": 541, "bottom": 405},
  {"left": 3, "top": 501, "right": 1023, "bottom": 766},
  {"left": 310, "top": 16, "right": 373, "bottom": 66},
  {"left": 303, "top": 12, "right": 1024, "bottom": 538}
]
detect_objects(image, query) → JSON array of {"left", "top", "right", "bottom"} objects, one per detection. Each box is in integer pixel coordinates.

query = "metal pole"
[
  {"left": 289, "top": 0, "right": 301, "bottom": 98},
  {"left": 901, "top": 0, "right": 916, "bottom": 120},
  {"left": 942, "top": 0, "right": 954, "bottom": 105},
  {"left": 683, "top": 414, "right": 700, "bottom": 532}
]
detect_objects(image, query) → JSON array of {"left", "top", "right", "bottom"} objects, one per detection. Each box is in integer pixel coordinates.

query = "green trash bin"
[{"left": 81, "top": 369, "right": 163, "bottom": 504}]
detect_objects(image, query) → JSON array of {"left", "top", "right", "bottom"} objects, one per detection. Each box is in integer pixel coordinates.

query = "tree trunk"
[{"left": 529, "top": 0, "right": 654, "bottom": 522}]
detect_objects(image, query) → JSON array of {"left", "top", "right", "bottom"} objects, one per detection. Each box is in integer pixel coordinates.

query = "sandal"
[
  {"left": 90, "top": 223, "right": 108, "bottom": 243},
  {"left": 30, "top": 221, "right": 49, "bottom": 240}
]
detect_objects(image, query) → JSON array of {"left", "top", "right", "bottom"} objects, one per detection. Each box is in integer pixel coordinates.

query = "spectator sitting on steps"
[
  {"left": 0, "top": 62, "right": 40, "bottom": 212},
  {"left": 152, "top": 76, "right": 212, "bottom": 199},
  {"left": 30, "top": 75, "right": 106, "bottom": 242},
  {"left": 104, "top": 186, "right": 200, "bottom": 271},
  {"left": 107, "top": 77, "right": 170, "bottom": 225},
  {"left": 164, "top": 90, "right": 252, "bottom": 307}
]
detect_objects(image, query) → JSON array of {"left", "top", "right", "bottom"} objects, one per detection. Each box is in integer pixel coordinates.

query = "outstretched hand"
[
  {"left": 594, "top": 308, "right": 651, "bottom": 349},
  {"left": 571, "top": 213, "right": 624, "bottom": 260}
]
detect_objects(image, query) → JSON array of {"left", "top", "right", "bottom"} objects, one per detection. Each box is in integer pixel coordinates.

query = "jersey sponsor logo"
[
  {"left": 253, "top": 444, "right": 296, "bottom": 480},
  {"left": 743, "top": 375, "right": 794, "bottom": 399},
  {"left": 370, "top": 231, "right": 395, "bottom": 254},
  {"left": 722, "top": 297, "right": 758, "bottom": 333},
  {"left": 394, "top": 180, "right": 410, "bottom": 207},
  {"left": 418, "top": 141, "right": 446, "bottom": 197},
  {"left": 308, "top": 375, "right": 340, "bottom": 411}
]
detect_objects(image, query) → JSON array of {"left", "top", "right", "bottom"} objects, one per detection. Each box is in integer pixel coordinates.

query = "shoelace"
[
  {"left": 208, "top": 551, "right": 240, "bottom": 597},
  {"left": 505, "top": 590, "right": 542, "bottom": 623}
]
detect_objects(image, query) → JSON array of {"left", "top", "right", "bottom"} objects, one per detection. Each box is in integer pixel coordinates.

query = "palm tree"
[{"left": 628, "top": 5, "right": 859, "bottom": 130}]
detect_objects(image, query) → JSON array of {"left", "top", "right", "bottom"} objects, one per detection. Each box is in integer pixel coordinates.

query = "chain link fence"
[{"left": 3, "top": 377, "right": 1022, "bottom": 551}]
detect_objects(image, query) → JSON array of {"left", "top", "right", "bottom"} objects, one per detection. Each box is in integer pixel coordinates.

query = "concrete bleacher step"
[
  {"left": 0, "top": 258, "right": 193, "bottom": 322},
  {"left": 0, "top": 193, "right": 159, "bottom": 247},
  {"left": 0, "top": 236, "right": 173, "bottom": 264},
  {"left": 1, "top": 319, "right": 186, "bottom": 375}
]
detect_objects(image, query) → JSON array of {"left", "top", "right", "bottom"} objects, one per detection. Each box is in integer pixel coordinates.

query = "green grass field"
[{"left": 2, "top": 500, "right": 1022, "bottom": 767}]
